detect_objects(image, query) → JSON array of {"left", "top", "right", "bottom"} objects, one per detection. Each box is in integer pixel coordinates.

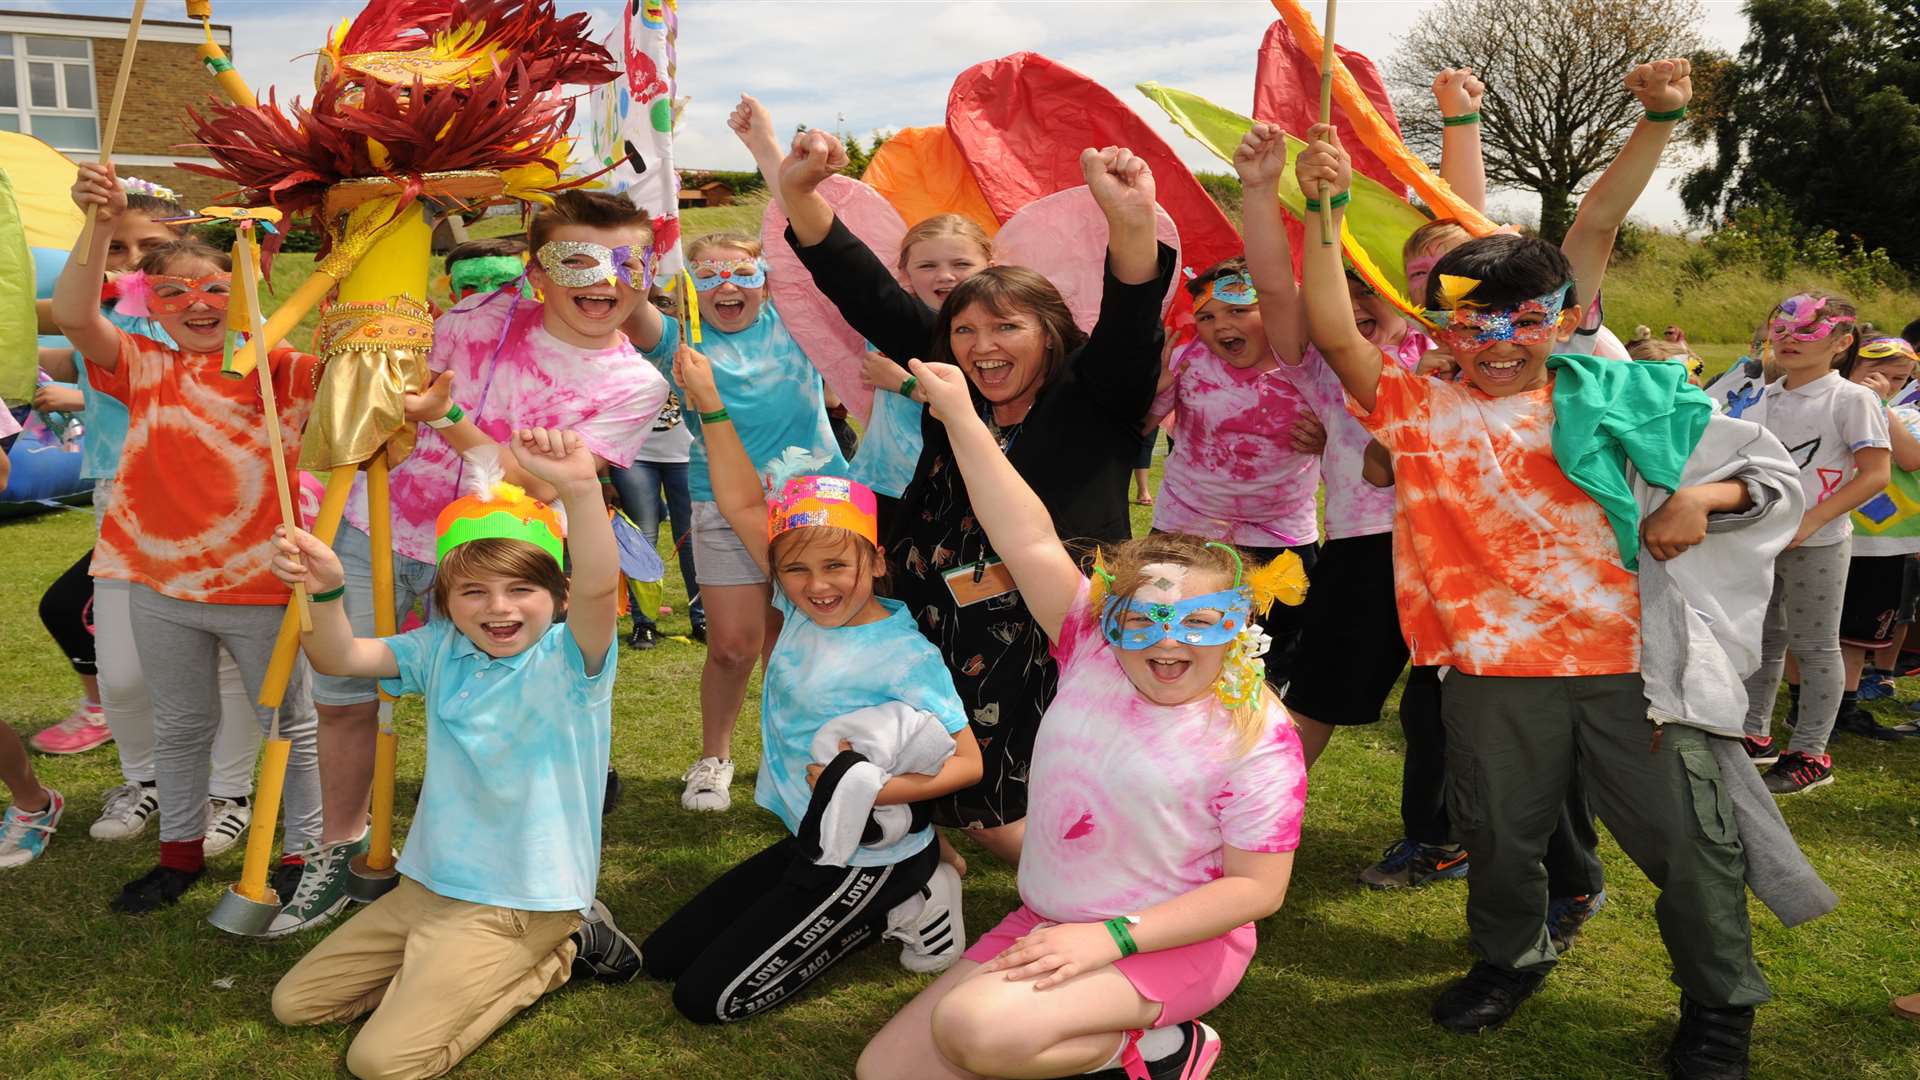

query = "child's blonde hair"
[
  {"left": 897, "top": 214, "right": 991, "bottom": 273},
  {"left": 686, "top": 231, "right": 763, "bottom": 261},
  {"left": 1402, "top": 218, "right": 1471, "bottom": 267},
  {"left": 1093, "top": 533, "right": 1281, "bottom": 754}
]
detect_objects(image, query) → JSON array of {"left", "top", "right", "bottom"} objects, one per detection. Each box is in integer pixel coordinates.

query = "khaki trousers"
[{"left": 272, "top": 876, "right": 581, "bottom": 1080}]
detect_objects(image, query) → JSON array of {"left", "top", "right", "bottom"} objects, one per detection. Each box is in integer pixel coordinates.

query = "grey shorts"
[
  {"left": 309, "top": 524, "right": 440, "bottom": 707},
  {"left": 691, "top": 500, "right": 767, "bottom": 588}
]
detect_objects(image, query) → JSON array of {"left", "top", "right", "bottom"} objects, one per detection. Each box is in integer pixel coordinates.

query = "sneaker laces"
[
  {"left": 1, "top": 804, "right": 56, "bottom": 847},
  {"left": 285, "top": 842, "right": 346, "bottom": 907},
  {"left": 1780, "top": 752, "right": 1829, "bottom": 784},
  {"left": 99, "top": 783, "right": 148, "bottom": 820},
  {"left": 683, "top": 758, "right": 728, "bottom": 793},
  {"left": 1375, "top": 837, "right": 1419, "bottom": 871},
  {"left": 51, "top": 706, "right": 97, "bottom": 734}
]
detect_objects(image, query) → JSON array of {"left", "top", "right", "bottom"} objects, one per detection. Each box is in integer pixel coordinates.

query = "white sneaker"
[
  {"left": 884, "top": 862, "right": 965, "bottom": 974},
  {"left": 90, "top": 782, "right": 158, "bottom": 840},
  {"left": 202, "top": 797, "right": 253, "bottom": 857},
  {"left": 680, "top": 757, "right": 734, "bottom": 812}
]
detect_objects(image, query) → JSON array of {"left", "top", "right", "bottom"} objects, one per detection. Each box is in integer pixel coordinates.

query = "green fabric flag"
[
  {"left": 1547, "top": 354, "right": 1714, "bottom": 571},
  {"left": 0, "top": 169, "right": 39, "bottom": 407},
  {"left": 1136, "top": 81, "right": 1432, "bottom": 301}
]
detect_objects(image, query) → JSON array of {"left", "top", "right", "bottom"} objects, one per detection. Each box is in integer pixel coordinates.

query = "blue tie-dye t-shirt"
[
  {"left": 72, "top": 305, "right": 173, "bottom": 479},
  {"left": 756, "top": 588, "right": 967, "bottom": 867},
  {"left": 848, "top": 383, "right": 924, "bottom": 499},
  {"left": 681, "top": 300, "right": 848, "bottom": 500},
  {"left": 380, "top": 619, "right": 614, "bottom": 912}
]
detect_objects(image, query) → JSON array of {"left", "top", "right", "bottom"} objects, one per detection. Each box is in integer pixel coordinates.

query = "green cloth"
[
  {"left": 0, "top": 169, "right": 38, "bottom": 407},
  {"left": 1547, "top": 354, "right": 1713, "bottom": 570}
]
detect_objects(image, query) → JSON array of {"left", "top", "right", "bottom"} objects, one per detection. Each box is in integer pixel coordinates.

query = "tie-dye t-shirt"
[
  {"left": 1150, "top": 339, "right": 1321, "bottom": 547},
  {"left": 1351, "top": 360, "right": 1641, "bottom": 676},
  {"left": 1283, "top": 334, "right": 1430, "bottom": 540},
  {"left": 847, "top": 385, "right": 924, "bottom": 500},
  {"left": 681, "top": 301, "right": 849, "bottom": 501},
  {"left": 380, "top": 619, "right": 613, "bottom": 913},
  {"left": 347, "top": 291, "right": 671, "bottom": 563},
  {"left": 756, "top": 589, "right": 968, "bottom": 867},
  {"left": 86, "top": 328, "right": 317, "bottom": 605},
  {"left": 1018, "top": 579, "right": 1307, "bottom": 924}
]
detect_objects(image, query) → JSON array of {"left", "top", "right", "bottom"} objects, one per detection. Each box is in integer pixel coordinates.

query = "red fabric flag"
[
  {"left": 945, "top": 51, "right": 1242, "bottom": 274},
  {"left": 1253, "top": 19, "right": 1408, "bottom": 195}
]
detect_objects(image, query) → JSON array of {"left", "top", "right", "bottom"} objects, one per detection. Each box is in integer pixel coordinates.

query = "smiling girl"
[
  {"left": 858, "top": 358, "right": 1305, "bottom": 1080},
  {"left": 639, "top": 345, "right": 981, "bottom": 1023}
]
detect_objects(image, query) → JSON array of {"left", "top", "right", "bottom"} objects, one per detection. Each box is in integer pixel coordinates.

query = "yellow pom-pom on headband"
[{"left": 434, "top": 447, "right": 566, "bottom": 565}]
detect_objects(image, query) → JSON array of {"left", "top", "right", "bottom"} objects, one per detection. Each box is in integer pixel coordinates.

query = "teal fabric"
[{"left": 1547, "top": 354, "right": 1712, "bottom": 570}]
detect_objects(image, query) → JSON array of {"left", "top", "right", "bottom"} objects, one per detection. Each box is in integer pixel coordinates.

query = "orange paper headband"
[{"left": 768, "top": 475, "right": 878, "bottom": 546}]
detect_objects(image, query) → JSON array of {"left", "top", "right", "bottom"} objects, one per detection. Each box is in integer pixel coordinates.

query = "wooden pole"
[
  {"left": 1316, "top": 0, "right": 1339, "bottom": 247},
  {"left": 77, "top": 0, "right": 145, "bottom": 261},
  {"left": 233, "top": 222, "right": 311, "bottom": 632}
]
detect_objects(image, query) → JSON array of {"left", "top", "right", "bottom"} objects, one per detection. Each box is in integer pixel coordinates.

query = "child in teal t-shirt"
[{"left": 640, "top": 344, "right": 982, "bottom": 1024}]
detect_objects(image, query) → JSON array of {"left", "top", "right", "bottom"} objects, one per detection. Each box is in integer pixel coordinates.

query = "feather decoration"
[
  {"left": 1245, "top": 549, "right": 1309, "bottom": 614},
  {"left": 113, "top": 270, "right": 154, "bottom": 318},
  {"left": 762, "top": 446, "right": 831, "bottom": 498},
  {"left": 1436, "top": 274, "right": 1482, "bottom": 310},
  {"left": 460, "top": 444, "right": 507, "bottom": 500},
  {"left": 1086, "top": 548, "right": 1114, "bottom": 617}
]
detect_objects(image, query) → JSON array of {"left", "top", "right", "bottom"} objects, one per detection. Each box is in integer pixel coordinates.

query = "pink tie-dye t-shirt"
[
  {"left": 1018, "top": 579, "right": 1308, "bottom": 924},
  {"left": 1282, "top": 332, "right": 1430, "bottom": 540},
  {"left": 347, "top": 291, "right": 670, "bottom": 563},
  {"left": 1150, "top": 339, "right": 1321, "bottom": 547}
]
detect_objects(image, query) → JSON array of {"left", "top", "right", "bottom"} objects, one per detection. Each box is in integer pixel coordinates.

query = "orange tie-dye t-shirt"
[
  {"left": 1348, "top": 360, "right": 1640, "bottom": 676},
  {"left": 87, "top": 329, "right": 318, "bottom": 605}
]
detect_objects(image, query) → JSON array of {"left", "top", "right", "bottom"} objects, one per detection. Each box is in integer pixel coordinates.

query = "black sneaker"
[
  {"left": 1763, "top": 751, "right": 1833, "bottom": 795},
  {"left": 1665, "top": 995, "right": 1753, "bottom": 1079},
  {"left": 627, "top": 624, "right": 658, "bottom": 651},
  {"left": 1547, "top": 890, "right": 1607, "bottom": 954},
  {"left": 689, "top": 622, "right": 708, "bottom": 644},
  {"left": 269, "top": 854, "right": 306, "bottom": 903},
  {"left": 1085, "top": 1020, "right": 1221, "bottom": 1079},
  {"left": 602, "top": 766, "right": 623, "bottom": 818},
  {"left": 571, "top": 898, "right": 642, "bottom": 983},
  {"left": 1741, "top": 736, "right": 1778, "bottom": 766},
  {"left": 1833, "top": 703, "right": 1904, "bottom": 741},
  {"left": 111, "top": 864, "right": 205, "bottom": 915},
  {"left": 1430, "top": 962, "right": 1546, "bottom": 1034}
]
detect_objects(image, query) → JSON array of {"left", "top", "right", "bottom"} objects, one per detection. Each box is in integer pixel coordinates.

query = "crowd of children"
[{"left": 4, "top": 44, "right": 1920, "bottom": 1080}]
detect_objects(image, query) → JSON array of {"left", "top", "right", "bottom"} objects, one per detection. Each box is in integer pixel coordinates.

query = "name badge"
[{"left": 943, "top": 558, "right": 1017, "bottom": 607}]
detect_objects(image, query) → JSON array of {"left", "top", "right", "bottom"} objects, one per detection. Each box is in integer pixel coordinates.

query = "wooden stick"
[
  {"left": 1316, "top": 0, "right": 1339, "bottom": 247},
  {"left": 77, "top": 0, "right": 145, "bottom": 261},
  {"left": 233, "top": 222, "right": 312, "bottom": 632}
]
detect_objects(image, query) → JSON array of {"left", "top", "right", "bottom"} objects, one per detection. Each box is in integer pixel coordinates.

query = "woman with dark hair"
[{"left": 777, "top": 130, "right": 1175, "bottom": 864}]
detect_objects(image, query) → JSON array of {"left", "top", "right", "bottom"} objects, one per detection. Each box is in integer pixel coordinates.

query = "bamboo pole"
[
  {"left": 234, "top": 222, "right": 311, "bottom": 631},
  {"left": 77, "top": 0, "right": 145, "bottom": 261},
  {"left": 1315, "top": 0, "right": 1339, "bottom": 247}
]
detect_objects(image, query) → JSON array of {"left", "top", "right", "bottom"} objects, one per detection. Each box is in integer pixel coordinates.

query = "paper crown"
[
  {"left": 769, "top": 475, "right": 878, "bottom": 546},
  {"left": 434, "top": 448, "right": 566, "bottom": 565}
]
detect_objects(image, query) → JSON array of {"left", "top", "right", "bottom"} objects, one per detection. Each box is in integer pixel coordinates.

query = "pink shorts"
[{"left": 962, "top": 904, "right": 1256, "bottom": 1027}]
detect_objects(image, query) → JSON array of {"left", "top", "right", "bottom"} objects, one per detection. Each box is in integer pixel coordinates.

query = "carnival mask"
[
  {"left": 1102, "top": 587, "right": 1253, "bottom": 650},
  {"left": 449, "top": 255, "right": 529, "bottom": 299},
  {"left": 1858, "top": 337, "right": 1919, "bottom": 363},
  {"left": 1425, "top": 281, "right": 1573, "bottom": 353},
  {"left": 1196, "top": 272, "right": 1257, "bottom": 308},
  {"left": 143, "top": 272, "right": 233, "bottom": 314},
  {"left": 535, "top": 240, "right": 651, "bottom": 291},
  {"left": 689, "top": 258, "right": 767, "bottom": 291},
  {"left": 1769, "top": 294, "right": 1854, "bottom": 344}
]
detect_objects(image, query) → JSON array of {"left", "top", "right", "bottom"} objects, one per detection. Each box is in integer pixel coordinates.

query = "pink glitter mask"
[
  {"left": 1769, "top": 294, "right": 1854, "bottom": 343},
  {"left": 1425, "top": 283, "right": 1572, "bottom": 353}
]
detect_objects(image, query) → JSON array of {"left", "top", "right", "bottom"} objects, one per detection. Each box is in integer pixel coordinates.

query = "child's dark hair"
[
  {"left": 125, "top": 192, "right": 188, "bottom": 227},
  {"left": 768, "top": 527, "right": 887, "bottom": 594},
  {"left": 136, "top": 237, "right": 232, "bottom": 277},
  {"left": 527, "top": 190, "right": 653, "bottom": 254},
  {"left": 445, "top": 236, "right": 527, "bottom": 269},
  {"left": 432, "top": 538, "right": 570, "bottom": 615},
  {"left": 1423, "top": 234, "right": 1572, "bottom": 310},
  {"left": 1900, "top": 317, "right": 1920, "bottom": 348},
  {"left": 1185, "top": 256, "right": 1250, "bottom": 299},
  {"left": 1834, "top": 315, "right": 1877, "bottom": 378}
]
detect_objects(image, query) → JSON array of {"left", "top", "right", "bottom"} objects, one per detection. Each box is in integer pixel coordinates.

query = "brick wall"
[{"left": 89, "top": 36, "right": 240, "bottom": 207}]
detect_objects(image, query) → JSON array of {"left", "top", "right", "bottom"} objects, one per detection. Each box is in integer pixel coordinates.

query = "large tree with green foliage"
[
  {"left": 1683, "top": 0, "right": 1920, "bottom": 267},
  {"left": 1387, "top": 0, "right": 1702, "bottom": 241}
]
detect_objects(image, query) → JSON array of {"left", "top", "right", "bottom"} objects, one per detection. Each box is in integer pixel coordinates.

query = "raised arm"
[
  {"left": 673, "top": 345, "right": 771, "bottom": 575},
  {"left": 776, "top": 127, "right": 848, "bottom": 249},
  {"left": 1294, "top": 126, "right": 1382, "bottom": 410},
  {"left": 513, "top": 428, "right": 619, "bottom": 674},
  {"left": 908, "top": 358, "right": 1084, "bottom": 641},
  {"left": 1233, "top": 123, "right": 1305, "bottom": 364},
  {"left": 1433, "top": 68, "right": 1487, "bottom": 212},
  {"left": 729, "top": 94, "right": 789, "bottom": 207},
  {"left": 1083, "top": 146, "right": 1159, "bottom": 286},
  {"left": 53, "top": 162, "right": 124, "bottom": 368},
  {"left": 271, "top": 527, "right": 402, "bottom": 678},
  {"left": 1561, "top": 58, "right": 1691, "bottom": 312}
]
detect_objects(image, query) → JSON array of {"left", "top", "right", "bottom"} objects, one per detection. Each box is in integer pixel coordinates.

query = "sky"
[{"left": 25, "top": 0, "right": 1754, "bottom": 228}]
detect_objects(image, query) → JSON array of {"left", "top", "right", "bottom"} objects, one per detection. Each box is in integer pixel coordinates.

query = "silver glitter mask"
[{"left": 535, "top": 240, "right": 653, "bottom": 291}]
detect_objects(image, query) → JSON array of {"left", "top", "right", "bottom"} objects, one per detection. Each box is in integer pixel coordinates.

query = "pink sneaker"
[{"left": 30, "top": 703, "right": 112, "bottom": 755}]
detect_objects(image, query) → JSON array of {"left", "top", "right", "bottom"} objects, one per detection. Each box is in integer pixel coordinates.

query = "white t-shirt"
[
  {"left": 1742, "top": 371, "right": 1890, "bottom": 547},
  {"left": 633, "top": 393, "right": 692, "bottom": 464}
]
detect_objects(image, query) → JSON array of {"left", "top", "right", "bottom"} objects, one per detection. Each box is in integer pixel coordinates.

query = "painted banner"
[{"left": 589, "top": 0, "right": 685, "bottom": 275}]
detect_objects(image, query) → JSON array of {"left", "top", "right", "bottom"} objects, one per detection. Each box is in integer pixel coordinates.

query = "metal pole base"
[
  {"left": 207, "top": 883, "right": 283, "bottom": 937},
  {"left": 345, "top": 853, "right": 400, "bottom": 902}
]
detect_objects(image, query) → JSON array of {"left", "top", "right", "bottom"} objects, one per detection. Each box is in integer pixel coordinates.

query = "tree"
[
  {"left": 1682, "top": 0, "right": 1920, "bottom": 268},
  {"left": 1387, "top": 0, "right": 1702, "bottom": 241}
]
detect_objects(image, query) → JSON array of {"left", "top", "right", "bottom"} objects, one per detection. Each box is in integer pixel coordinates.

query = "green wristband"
[
  {"left": 1645, "top": 106, "right": 1688, "bottom": 122},
  {"left": 1302, "top": 191, "right": 1351, "bottom": 213},
  {"left": 1441, "top": 111, "right": 1481, "bottom": 127},
  {"left": 898, "top": 375, "right": 919, "bottom": 398},
  {"left": 426, "top": 402, "right": 464, "bottom": 430},
  {"left": 309, "top": 586, "right": 346, "bottom": 603},
  {"left": 699, "top": 407, "right": 730, "bottom": 425},
  {"left": 1103, "top": 917, "right": 1139, "bottom": 958}
]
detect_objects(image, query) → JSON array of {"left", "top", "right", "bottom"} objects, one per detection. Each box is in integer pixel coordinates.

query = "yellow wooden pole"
[
  {"left": 256, "top": 466, "right": 354, "bottom": 709},
  {"left": 364, "top": 453, "right": 399, "bottom": 873},
  {"left": 77, "top": 0, "right": 145, "bottom": 262},
  {"left": 222, "top": 271, "right": 336, "bottom": 379}
]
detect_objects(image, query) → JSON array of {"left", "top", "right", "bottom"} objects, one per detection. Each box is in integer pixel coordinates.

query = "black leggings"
[
  {"left": 640, "top": 836, "right": 938, "bottom": 1024},
  {"left": 39, "top": 548, "right": 96, "bottom": 677}
]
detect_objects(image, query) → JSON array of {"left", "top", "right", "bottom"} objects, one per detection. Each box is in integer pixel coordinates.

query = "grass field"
[{"left": 2, "top": 461, "right": 1919, "bottom": 1079}]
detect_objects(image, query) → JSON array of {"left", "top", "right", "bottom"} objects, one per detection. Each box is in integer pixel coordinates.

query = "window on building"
[{"left": 0, "top": 33, "right": 98, "bottom": 151}]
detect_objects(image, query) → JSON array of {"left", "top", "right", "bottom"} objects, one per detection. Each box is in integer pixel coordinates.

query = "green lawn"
[{"left": 2, "top": 455, "right": 1918, "bottom": 1078}]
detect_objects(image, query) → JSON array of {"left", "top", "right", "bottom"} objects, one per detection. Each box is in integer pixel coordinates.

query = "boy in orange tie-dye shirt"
[
  {"left": 53, "top": 162, "right": 331, "bottom": 928},
  {"left": 1297, "top": 116, "right": 1771, "bottom": 1077}
]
